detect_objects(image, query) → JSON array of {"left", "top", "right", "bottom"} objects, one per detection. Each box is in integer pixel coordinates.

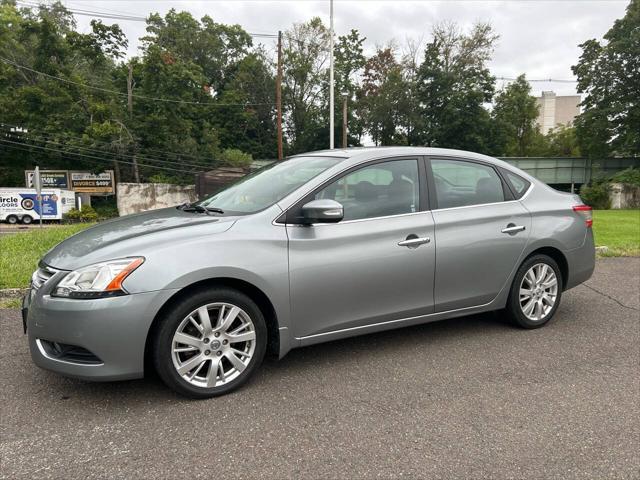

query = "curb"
[{"left": 0, "top": 288, "right": 28, "bottom": 300}]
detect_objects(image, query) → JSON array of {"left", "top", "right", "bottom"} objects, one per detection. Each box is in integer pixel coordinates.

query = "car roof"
[
  {"left": 289, "top": 146, "right": 540, "bottom": 185},
  {"left": 293, "top": 146, "right": 498, "bottom": 163}
]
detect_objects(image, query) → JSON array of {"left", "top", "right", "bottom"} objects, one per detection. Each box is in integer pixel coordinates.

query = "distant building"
[{"left": 536, "top": 91, "right": 581, "bottom": 135}]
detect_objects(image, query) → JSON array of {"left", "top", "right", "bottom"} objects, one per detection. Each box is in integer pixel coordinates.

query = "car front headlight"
[{"left": 52, "top": 257, "right": 144, "bottom": 299}]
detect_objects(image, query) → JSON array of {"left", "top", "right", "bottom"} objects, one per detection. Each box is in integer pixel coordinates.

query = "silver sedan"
[{"left": 24, "top": 147, "right": 595, "bottom": 398}]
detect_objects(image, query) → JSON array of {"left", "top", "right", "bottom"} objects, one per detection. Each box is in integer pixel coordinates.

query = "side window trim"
[
  {"left": 425, "top": 156, "right": 514, "bottom": 210},
  {"left": 281, "top": 156, "right": 428, "bottom": 224}
]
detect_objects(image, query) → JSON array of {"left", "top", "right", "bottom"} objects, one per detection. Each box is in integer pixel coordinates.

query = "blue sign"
[{"left": 19, "top": 193, "right": 58, "bottom": 217}]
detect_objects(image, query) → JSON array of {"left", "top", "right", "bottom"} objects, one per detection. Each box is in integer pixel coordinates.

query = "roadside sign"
[
  {"left": 33, "top": 167, "right": 41, "bottom": 195},
  {"left": 33, "top": 166, "right": 43, "bottom": 228},
  {"left": 25, "top": 170, "right": 69, "bottom": 189},
  {"left": 69, "top": 171, "right": 115, "bottom": 194}
]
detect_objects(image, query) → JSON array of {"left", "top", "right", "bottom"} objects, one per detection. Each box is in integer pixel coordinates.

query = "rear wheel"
[
  {"left": 21, "top": 215, "right": 33, "bottom": 225},
  {"left": 6, "top": 215, "right": 18, "bottom": 224},
  {"left": 153, "top": 288, "right": 267, "bottom": 398},
  {"left": 505, "top": 254, "right": 562, "bottom": 328}
]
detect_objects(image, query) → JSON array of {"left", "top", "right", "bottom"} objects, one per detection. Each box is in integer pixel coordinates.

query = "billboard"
[
  {"left": 69, "top": 171, "right": 115, "bottom": 194},
  {"left": 25, "top": 170, "right": 69, "bottom": 189}
]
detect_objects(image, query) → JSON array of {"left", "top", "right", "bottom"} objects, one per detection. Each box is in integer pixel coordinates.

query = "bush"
[
  {"left": 219, "top": 148, "right": 252, "bottom": 169},
  {"left": 91, "top": 197, "right": 119, "bottom": 220},
  {"left": 148, "top": 173, "right": 180, "bottom": 184},
  {"left": 64, "top": 205, "right": 98, "bottom": 223},
  {"left": 580, "top": 181, "right": 611, "bottom": 209},
  {"left": 609, "top": 167, "right": 640, "bottom": 187},
  {"left": 93, "top": 203, "right": 119, "bottom": 220}
]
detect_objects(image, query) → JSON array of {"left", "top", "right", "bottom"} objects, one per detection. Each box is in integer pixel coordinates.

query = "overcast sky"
[{"left": 65, "top": 0, "right": 629, "bottom": 97}]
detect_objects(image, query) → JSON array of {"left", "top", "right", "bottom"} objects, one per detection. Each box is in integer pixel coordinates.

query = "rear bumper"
[
  {"left": 564, "top": 229, "right": 596, "bottom": 291},
  {"left": 26, "top": 286, "right": 179, "bottom": 381}
]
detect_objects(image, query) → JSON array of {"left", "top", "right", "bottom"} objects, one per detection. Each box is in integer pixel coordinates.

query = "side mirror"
[{"left": 300, "top": 199, "right": 344, "bottom": 224}]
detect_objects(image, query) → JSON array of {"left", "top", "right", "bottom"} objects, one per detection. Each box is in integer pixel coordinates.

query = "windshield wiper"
[{"left": 177, "top": 203, "right": 224, "bottom": 215}]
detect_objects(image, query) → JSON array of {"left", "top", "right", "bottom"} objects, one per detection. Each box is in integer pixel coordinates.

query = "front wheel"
[
  {"left": 505, "top": 254, "right": 562, "bottom": 329},
  {"left": 153, "top": 288, "right": 267, "bottom": 398}
]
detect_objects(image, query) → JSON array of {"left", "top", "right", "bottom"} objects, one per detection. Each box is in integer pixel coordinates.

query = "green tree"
[
  {"left": 572, "top": 0, "right": 640, "bottom": 157},
  {"left": 0, "top": 1, "right": 129, "bottom": 184},
  {"left": 214, "top": 49, "right": 276, "bottom": 159},
  {"left": 492, "top": 74, "right": 541, "bottom": 156},
  {"left": 282, "top": 17, "right": 330, "bottom": 153},
  {"left": 544, "top": 124, "right": 581, "bottom": 157},
  {"left": 334, "top": 29, "right": 366, "bottom": 146},
  {"left": 359, "top": 47, "right": 411, "bottom": 145},
  {"left": 415, "top": 22, "right": 498, "bottom": 152}
]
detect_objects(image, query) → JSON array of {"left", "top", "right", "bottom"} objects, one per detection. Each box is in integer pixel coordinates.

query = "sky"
[{"left": 58, "top": 0, "right": 629, "bottom": 97}]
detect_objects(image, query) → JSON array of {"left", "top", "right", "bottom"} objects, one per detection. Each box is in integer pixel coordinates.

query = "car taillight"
[{"left": 573, "top": 205, "right": 593, "bottom": 228}]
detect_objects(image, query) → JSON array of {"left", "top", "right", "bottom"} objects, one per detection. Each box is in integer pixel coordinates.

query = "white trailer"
[{"left": 0, "top": 188, "right": 76, "bottom": 224}]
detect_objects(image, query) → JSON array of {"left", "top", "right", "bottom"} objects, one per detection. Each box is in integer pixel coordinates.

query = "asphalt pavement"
[{"left": 1, "top": 258, "right": 639, "bottom": 479}]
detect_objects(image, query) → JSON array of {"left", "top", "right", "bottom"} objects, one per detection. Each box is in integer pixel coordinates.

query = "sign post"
[{"left": 33, "top": 166, "right": 42, "bottom": 229}]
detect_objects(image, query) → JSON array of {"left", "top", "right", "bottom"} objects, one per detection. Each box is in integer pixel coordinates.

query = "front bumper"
[{"left": 25, "top": 284, "right": 179, "bottom": 381}]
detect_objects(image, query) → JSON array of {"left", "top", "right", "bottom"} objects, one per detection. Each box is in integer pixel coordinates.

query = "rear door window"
[{"left": 431, "top": 159, "right": 505, "bottom": 209}]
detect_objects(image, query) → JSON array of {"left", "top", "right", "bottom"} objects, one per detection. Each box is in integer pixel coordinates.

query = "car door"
[
  {"left": 428, "top": 157, "right": 531, "bottom": 312},
  {"left": 286, "top": 157, "right": 436, "bottom": 339}
]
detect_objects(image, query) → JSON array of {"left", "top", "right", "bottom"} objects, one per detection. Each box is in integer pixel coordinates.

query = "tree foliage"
[
  {"left": 0, "top": 1, "right": 632, "bottom": 188},
  {"left": 572, "top": 0, "right": 640, "bottom": 157},
  {"left": 415, "top": 22, "right": 498, "bottom": 152},
  {"left": 492, "top": 74, "right": 541, "bottom": 156}
]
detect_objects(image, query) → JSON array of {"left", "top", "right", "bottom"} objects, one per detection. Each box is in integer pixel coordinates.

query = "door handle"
[
  {"left": 501, "top": 224, "right": 526, "bottom": 234},
  {"left": 398, "top": 236, "right": 431, "bottom": 248}
]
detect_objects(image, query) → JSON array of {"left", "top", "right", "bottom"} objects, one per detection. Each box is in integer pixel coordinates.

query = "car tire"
[
  {"left": 153, "top": 287, "right": 267, "bottom": 399},
  {"left": 21, "top": 215, "right": 33, "bottom": 225},
  {"left": 505, "top": 254, "right": 563, "bottom": 329},
  {"left": 6, "top": 215, "right": 18, "bottom": 224}
]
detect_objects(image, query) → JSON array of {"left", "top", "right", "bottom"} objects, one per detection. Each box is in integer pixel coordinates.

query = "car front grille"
[{"left": 31, "top": 264, "right": 59, "bottom": 291}]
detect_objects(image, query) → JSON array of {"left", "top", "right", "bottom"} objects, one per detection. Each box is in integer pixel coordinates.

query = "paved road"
[
  {"left": 0, "top": 223, "right": 64, "bottom": 235},
  {"left": 1, "top": 258, "right": 639, "bottom": 479}
]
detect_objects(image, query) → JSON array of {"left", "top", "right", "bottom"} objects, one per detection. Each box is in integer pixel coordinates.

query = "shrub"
[
  {"left": 219, "top": 148, "right": 252, "bottom": 169},
  {"left": 148, "top": 173, "right": 180, "bottom": 184},
  {"left": 64, "top": 205, "right": 98, "bottom": 223},
  {"left": 609, "top": 167, "right": 640, "bottom": 187},
  {"left": 63, "top": 208, "right": 82, "bottom": 222},
  {"left": 580, "top": 181, "right": 611, "bottom": 209},
  {"left": 93, "top": 203, "right": 119, "bottom": 220},
  {"left": 91, "top": 197, "right": 119, "bottom": 220}
]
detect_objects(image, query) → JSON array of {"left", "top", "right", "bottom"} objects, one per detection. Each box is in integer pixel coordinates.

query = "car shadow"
[{"left": 32, "top": 310, "right": 511, "bottom": 404}]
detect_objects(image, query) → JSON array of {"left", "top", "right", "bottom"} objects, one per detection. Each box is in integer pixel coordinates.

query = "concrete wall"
[
  {"left": 117, "top": 183, "right": 197, "bottom": 216},
  {"left": 609, "top": 183, "right": 640, "bottom": 209}
]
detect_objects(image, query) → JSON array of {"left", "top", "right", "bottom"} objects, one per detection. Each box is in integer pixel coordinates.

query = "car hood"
[{"left": 42, "top": 207, "right": 237, "bottom": 270}]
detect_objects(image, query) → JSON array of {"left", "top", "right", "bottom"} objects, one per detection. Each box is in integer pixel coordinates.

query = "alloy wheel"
[
  {"left": 171, "top": 302, "right": 257, "bottom": 388},
  {"left": 519, "top": 263, "right": 559, "bottom": 322}
]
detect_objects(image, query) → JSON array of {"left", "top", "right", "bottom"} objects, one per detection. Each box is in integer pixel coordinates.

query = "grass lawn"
[
  {"left": 593, "top": 210, "right": 640, "bottom": 257},
  {"left": 0, "top": 224, "right": 94, "bottom": 289}
]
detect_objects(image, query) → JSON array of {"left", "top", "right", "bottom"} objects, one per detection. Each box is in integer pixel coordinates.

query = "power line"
[
  {"left": 0, "top": 122, "right": 224, "bottom": 164},
  {"left": 496, "top": 76, "right": 577, "bottom": 84},
  {"left": 0, "top": 128, "right": 216, "bottom": 171},
  {"left": 0, "top": 56, "right": 276, "bottom": 107},
  {"left": 16, "top": 1, "right": 279, "bottom": 38},
  {"left": 0, "top": 138, "right": 204, "bottom": 174}
]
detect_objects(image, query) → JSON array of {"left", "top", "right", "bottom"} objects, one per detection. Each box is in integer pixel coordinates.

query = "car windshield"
[{"left": 199, "top": 156, "right": 343, "bottom": 214}]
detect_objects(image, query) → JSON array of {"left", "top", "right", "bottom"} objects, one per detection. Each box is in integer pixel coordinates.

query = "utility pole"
[
  {"left": 276, "top": 31, "right": 283, "bottom": 161},
  {"left": 342, "top": 93, "right": 348, "bottom": 148},
  {"left": 329, "top": 0, "right": 335, "bottom": 149},
  {"left": 127, "top": 61, "right": 140, "bottom": 183}
]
